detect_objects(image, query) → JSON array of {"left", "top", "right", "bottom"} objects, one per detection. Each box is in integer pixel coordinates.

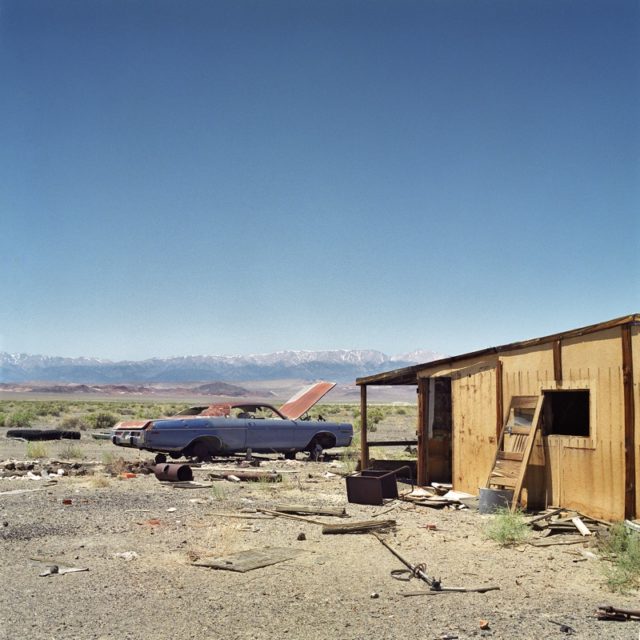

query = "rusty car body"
[{"left": 111, "top": 381, "right": 353, "bottom": 461}]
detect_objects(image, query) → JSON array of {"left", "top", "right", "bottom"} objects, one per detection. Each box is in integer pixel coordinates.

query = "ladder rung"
[
  {"left": 508, "top": 427, "right": 531, "bottom": 436},
  {"left": 489, "top": 475, "right": 518, "bottom": 488},
  {"left": 497, "top": 451, "right": 524, "bottom": 462}
]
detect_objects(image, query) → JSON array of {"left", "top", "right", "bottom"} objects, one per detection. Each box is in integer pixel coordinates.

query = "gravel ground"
[{"left": 1, "top": 434, "right": 639, "bottom": 640}]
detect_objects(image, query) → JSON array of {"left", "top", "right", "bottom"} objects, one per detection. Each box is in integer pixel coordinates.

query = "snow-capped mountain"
[{"left": 0, "top": 349, "right": 444, "bottom": 384}]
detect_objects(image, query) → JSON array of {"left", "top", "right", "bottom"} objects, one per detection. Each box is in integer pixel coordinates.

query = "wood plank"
[
  {"left": 553, "top": 339, "right": 563, "bottom": 383},
  {"left": 497, "top": 451, "right": 524, "bottom": 462},
  {"left": 509, "top": 426, "right": 532, "bottom": 436},
  {"left": 193, "top": 547, "right": 306, "bottom": 572},
  {"left": 496, "top": 359, "right": 504, "bottom": 439},
  {"left": 273, "top": 505, "right": 347, "bottom": 517},
  {"left": 571, "top": 516, "right": 592, "bottom": 536},
  {"left": 360, "top": 385, "right": 369, "bottom": 471},
  {"left": 322, "top": 519, "right": 395, "bottom": 535},
  {"left": 621, "top": 324, "right": 636, "bottom": 519},
  {"left": 489, "top": 475, "right": 517, "bottom": 488},
  {"left": 417, "top": 378, "right": 428, "bottom": 486}
]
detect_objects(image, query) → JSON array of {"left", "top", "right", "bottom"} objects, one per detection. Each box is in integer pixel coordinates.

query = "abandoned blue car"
[{"left": 111, "top": 382, "right": 353, "bottom": 461}]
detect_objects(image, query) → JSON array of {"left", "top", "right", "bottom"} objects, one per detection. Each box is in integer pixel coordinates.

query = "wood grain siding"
[
  {"left": 451, "top": 366, "right": 497, "bottom": 495},
  {"left": 622, "top": 324, "right": 636, "bottom": 518}
]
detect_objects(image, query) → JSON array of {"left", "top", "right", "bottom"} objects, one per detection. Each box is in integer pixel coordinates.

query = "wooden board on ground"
[
  {"left": 192, "top": 547, "right": 307, "bottom": 572},
  {"left": 274, "top": 504, "right": 347, "bottom": 517}
]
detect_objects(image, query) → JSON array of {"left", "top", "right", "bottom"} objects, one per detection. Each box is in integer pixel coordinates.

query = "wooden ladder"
[{"left": 487, "top": 395, "right": 544, "bottom": 510}]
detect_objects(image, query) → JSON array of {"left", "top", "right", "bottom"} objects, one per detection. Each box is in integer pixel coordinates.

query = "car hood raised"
[{"left": 278, "top": 381, "right": 336, "bottom": 420}]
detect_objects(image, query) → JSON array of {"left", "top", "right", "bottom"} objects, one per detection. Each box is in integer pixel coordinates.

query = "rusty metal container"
[{"left": 154, "top": 463, "right": 193, "bottom": 482}]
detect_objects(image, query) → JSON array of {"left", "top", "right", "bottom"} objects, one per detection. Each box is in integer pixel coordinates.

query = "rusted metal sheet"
[
  {"left": 346, "top": 467, "right": 411, "bottom": 505},
  {"left": 154, "top": 463, "right": 193, "bottom": 482},
  {"left": 116, "top": 420, "right": 152, "bottom": 429},
  {"left": 278, "top": 381, "right": 336, "bottom": 420}
]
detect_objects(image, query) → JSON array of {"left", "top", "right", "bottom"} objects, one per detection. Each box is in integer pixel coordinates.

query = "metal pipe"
[{"left": 154, "top": 463, "right": 193, "bottom": 482}]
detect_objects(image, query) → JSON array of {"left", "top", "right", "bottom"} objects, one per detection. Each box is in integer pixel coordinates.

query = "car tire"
[
  {"left": 169, "top": 452, "right": 182, "bottom": 460},
  {"left": 283, "top": 451, "right": 297, "bottom": 460},
  {"left": 8, "top": 429, "right": 62, "bottom": 441},
  {"left": 61, "top": 431, "right": 81, "bottom": 440},
  {"left": 154, "top": 453, "right": 167, "bottom": 464},
  {"left": 191, "top": 441, "right": 213, "bottom": 463}
]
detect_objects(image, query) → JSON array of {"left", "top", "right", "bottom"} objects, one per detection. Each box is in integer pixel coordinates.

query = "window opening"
[{"left": 543, "top": 390, "right": 590, "bottom": 437}]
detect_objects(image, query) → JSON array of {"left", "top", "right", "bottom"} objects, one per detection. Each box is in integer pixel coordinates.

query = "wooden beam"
[
  {"left": 417, "top": 378, "right": 428, "bottom": 486},
  {"left": 496, "top": 359, "right": 503, "bottom": 439},
  {"left": 553, "top": 339, "right": 563, "bottom": 384},
  {"left": 622, "top": 324, "right": 636, "bottom": 519},
  {"left": 360, "top": 384, "right": 369, "bottom": 471}
]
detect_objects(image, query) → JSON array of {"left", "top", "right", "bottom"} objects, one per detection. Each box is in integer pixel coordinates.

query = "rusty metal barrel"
[{"left": 153, "top": 463, "right": 193, "bottom": 482}]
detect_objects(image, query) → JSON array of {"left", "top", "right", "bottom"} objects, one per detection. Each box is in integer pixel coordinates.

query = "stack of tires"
[{"left": 6, "top": 429, "right": 81, "bottom": 441}]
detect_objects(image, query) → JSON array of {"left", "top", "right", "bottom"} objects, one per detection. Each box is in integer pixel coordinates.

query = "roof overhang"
[{"left": 357, "top": 313, "right": 640, "bottom": 387}]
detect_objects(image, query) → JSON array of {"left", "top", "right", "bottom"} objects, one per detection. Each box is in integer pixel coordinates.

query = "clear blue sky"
[{"left": 1, "top": 0, "right": 638, "bottom": 361}]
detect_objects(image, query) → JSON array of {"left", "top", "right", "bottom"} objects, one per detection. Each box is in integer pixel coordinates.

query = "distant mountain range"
[{"left": 0, "top": 349, "right": 444, "bottom": 384}]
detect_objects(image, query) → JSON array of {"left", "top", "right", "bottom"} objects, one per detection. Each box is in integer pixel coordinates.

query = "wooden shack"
[{"left": 356, "top": 314, "right": 639, "bottom": 521}]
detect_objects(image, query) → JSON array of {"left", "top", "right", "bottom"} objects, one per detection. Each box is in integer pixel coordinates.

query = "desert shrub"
[
  {"left": 58, "top": 443, "right": 84, "bottom": 460},
  {"left": 61, "top": 416, "right": 89, "bottom": 431},
  {"left": 6, "top": 410, "right": 34, "bottom": 428},
  {"left": 599, "top": 522, "right": 640, "bottom": 592},
  {"left": 87, "top": 412, "right": 118, "bottom": 430},
  {"left": 26, "top": 442, "right": 48, "bottom": 459},
  {"left": 101, "top": 452, "right": 128, "bottom": 475},
  {"left": 396, "top": 407, "right": 407, "bottom": 415},
  {"left": 484, "top": 507, "right": 530, "bottom": 546}
]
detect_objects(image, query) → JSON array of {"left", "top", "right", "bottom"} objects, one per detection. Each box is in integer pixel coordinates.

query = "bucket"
[{"left": 478, "top": 487, "right": 513, "bottom": 514}]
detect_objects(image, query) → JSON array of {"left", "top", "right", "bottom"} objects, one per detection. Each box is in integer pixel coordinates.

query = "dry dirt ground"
[{"left": 1, "top": 432, "right": 639, "bottom": 640}]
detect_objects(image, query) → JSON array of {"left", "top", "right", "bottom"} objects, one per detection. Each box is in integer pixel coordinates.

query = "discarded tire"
[
  {"left": 60, "top": 431, "right": 81, "bottom": 440},
  {"left": 7, "top": 429, "right": 63, "bottom": 441}
]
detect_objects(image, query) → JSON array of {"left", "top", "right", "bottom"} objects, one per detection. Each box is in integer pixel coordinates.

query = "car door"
[{"left": 245, "top": 418, "right": 295, "bottom": 452}]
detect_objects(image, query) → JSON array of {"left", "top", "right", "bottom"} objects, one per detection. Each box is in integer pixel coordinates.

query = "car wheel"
[
  {"left": 154, "top": 453, "right": 167, "bottom": 464},
  {"left": 192, "top": 441, "right": 212, "bottom": 463},
  {"left": 169, "top": 452, "right": 182, "bottom": 460},
  {"left": 307, "top": 441, "right": 323, "bottom": 462},
  {"left": 283, "top": 451, "right": 297, "bottom": 460}
]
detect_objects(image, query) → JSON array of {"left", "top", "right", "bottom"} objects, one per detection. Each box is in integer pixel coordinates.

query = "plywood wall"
[{"left": 420, "top": 326, "right": 633, "bottom": 521}]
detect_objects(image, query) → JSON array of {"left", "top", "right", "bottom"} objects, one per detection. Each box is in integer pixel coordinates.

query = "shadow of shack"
[{"left": 356, "top": 313, "right": 639, "bottom": 522}]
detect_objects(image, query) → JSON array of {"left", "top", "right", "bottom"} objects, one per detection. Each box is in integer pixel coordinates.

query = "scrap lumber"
[
  {"left": 209, "top": 470, "right": 282, "bottom": 482},
  {"left": 257, "top": 508, "right": 328, "bottom": 526},
  {"left": 273, "top": 504, "right": 348, "bottom": 517},
  {"left": 571, "top": 516, "right": 592, "bottom": 536},
  {"left": 192, "top": 547, "right": 306, "bottom": 572},
  {"left": 322, "top": 519, "right": 395, "bottom": 535}
]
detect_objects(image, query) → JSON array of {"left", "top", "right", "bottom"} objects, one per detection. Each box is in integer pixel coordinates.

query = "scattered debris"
[
  {"left": 154, "top": 463, "right": 193, "bottom": 482},
  {"left": 370, "top": 592, "right": 379, "bottom": 599},
  {"left": 192, "top": 547, "right": 306, "bottom": 572},
  {"left": 373, "top": 533, "right": 499, "bottom": 594},
  {"left": 114, "top": 551, "right": 139, "bottom": 561},
  {"left": 479, "top": 619, "right": 490, "bottom": 630},
  {"left": 549, "top": 619, "right": 576, "bottom": 634},
  {"left": 208, "top": 470, "right": 282, "bottom": 482},
  {"left": 297, "top": 532, "right": 306, "bottom": 541},
  {"left": 273, "top": 504, "right": 347, "bottom": 517},
  {"left": 39, "top": 565, "right": 59, "bottom": 577},
  {"left": 31, "top": 557, "right": 89, "bottom": 577},
  {"left": 322, "top": 519, "right": 396, "bottom": 535},
  {"left": 596, "top": 605, "right": 640, "bottom": 621}
]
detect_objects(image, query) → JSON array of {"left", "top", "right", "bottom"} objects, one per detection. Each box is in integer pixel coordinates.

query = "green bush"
[
  {"left": 6, "top": 410, "right": 34, "bottom": 428},
  {"left": 484, "top": 507, "right": 530, "bottom": 546},
  {"left": 61, "top": 416, "right": 89, "bottom": 431},
  {"left": 599, "top": 523, "right": 640, "bottom": 592},
  {"left": 26, "top": 442, "right": 48, "bottom": 459},
  {"left": 87, "top": 412, "right": 118, "bottom": 430}
]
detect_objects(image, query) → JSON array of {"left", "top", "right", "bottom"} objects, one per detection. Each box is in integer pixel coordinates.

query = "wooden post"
[
  {"left": 553, "top": 339, "right": 563, "bottom": 384},
  {"left": 496, "top": 359, "right": 504, "bottom": 439},
  {"left": 417, "top": 378, "right": 428, "bottom": 486},
  {"left": 621, "top": 325, "right": 636, "bottom": 519},
  {"left": 360, "top": 384, "right": 369, "bottom": 471}
]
